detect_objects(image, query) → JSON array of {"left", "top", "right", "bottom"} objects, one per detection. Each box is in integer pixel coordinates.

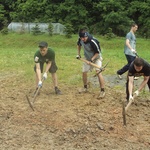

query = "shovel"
[
  {"left": 79, "top": 58, "right": 109, "bottom": 76},
  {"left": 122, "top": 95, "right": 136, "bottom": 126},
  {"left": 26, "top": 78, "right": 44, "bottom": 111}
]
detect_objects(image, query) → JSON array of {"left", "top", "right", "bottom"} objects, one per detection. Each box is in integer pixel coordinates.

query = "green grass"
[{"left": 0, "top": 33, "right": 150, "bottom": 85}]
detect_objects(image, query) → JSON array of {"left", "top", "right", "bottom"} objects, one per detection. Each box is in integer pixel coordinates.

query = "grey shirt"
[
  {"left": 124, "top": 31, "right": 136, "bottom": 56},
  {"left": 78, "top": 37, "right": 101, "bottom": 61}
]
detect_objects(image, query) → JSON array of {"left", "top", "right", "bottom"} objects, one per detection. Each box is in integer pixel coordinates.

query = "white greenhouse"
[{"left": 8, "top": 22, "right": 65, "bottom": 34}]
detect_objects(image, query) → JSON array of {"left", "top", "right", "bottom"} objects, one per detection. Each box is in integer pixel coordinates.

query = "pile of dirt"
[{"left": 0, "top": 74, "right": 150, "bottom": 150}]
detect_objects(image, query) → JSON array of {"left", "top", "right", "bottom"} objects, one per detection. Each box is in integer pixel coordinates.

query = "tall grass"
[{"left": 0, "top": 33, "right": 150, "bottom": 85}]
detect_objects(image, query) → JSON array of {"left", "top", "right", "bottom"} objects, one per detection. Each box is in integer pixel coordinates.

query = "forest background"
[{"left": 0, "top": 0, "right": 150, "bottom": 38}]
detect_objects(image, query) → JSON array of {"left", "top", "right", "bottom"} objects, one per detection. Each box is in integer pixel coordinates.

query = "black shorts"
[{"left": 34, "top": 61, "right": 58, "bottom": 73}]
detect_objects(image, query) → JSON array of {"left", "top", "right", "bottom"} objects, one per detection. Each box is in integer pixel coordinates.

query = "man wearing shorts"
[
  {"left": 76, "top": 29, "right": 105, "bottom": 98},
  {"left": 34, "top": 41, "right": 61, "bottom": 94}
]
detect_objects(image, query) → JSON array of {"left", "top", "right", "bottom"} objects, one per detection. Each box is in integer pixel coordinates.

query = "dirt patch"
[{"left": 0, "top": 74, "right": 150, "bottom": 150}]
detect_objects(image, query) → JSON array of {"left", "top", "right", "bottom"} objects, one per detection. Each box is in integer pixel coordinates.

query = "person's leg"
[
  {"left": 51, "top": 72, "right": 58, "bottom": 87},
  {"left": 97, "top": 72, "right": 105, "bottom": 90},
  {"left": 97, "top": 71, "right": 105, "bottom": 98},
  {"left": 51, "top": 73, "right": 61, "bottom": 94},
  {"left": 49, "top": 61, "right": 61, "bottom": 94},
  {"left": 147, "top": 77, "right": 150, "bottom": 91},
  {"left": 126, "top": 78, "right": 129, "bottom": 102},
  {"left": 117, "top": 55, "right": 136, "bottom": 75},
  {"left": 95, "top": 59, "right": 105, "bottom": 89},
  {"left": 95, "top": 59, "right": 105, "bottom": 98},
  {"left": 82, "top": 62, "right": 90, "bottom": 91},
  {"left": 97, "top": 72, "right": 105, "bottom": 98},
  {"left": 83, "top": 72, "right": 88, "bottom": 89}
]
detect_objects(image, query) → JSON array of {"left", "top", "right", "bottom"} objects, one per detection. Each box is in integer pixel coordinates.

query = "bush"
[
  {"left": 32, "top": 23, "right": 42, "bottom": 35},
  {"left": 104, "top": 28, "right": 116, "bottom": 40},
  {"left": 64, "top": 23, "right": 74, "bottom": 38},
  {"left": 47, "top": 22, "right": 53, "bottom": 36},
  {"left": 1, "top": 28, "right": 8, "bottom": 35}
]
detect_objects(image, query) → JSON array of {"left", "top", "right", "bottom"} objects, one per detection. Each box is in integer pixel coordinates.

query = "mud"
[{"left": 0, "top": 74, "right": 150, "bottom": 150}]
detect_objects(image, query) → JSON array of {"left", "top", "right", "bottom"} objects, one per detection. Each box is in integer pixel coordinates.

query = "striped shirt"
[{"left": 77, "top": 36, "right": 101, "bottom": 61}]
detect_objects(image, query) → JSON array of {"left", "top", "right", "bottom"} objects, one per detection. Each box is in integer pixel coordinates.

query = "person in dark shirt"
[
  {"left": 34, "top": 41, "right": 61, "bottom": 95},
  {"left": 126, "top": 57, "right": 150, "bottom": 102}
]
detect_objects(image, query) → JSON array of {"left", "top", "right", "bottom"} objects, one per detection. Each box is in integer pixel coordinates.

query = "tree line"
[{"left": 0, "top": 0, "right": 150, "bottom": 38}]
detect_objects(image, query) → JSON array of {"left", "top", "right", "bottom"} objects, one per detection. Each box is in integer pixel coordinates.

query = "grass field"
[{"left": 0, "top": 33, "right": 150, "bottom": 85}]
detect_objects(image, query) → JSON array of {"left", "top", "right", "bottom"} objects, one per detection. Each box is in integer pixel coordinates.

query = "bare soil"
[{"left": 0, "top": 73, "right": 150, "bottom": 150}]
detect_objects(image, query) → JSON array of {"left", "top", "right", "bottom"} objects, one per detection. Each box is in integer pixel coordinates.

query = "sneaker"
[
  {"left": 78, "top": 88, "right": 88, "bottom": 93},
  {"left": 134, "top": 77, "right": 139, "bottom": 80},
  {"left": 55, "top": 88, "right": 62, "bottom": 95},
  {"left": 83, "top": 88, "right": 87, "bottom": 92},
  {"left": 97, "top": 91, "right": 105, "bottom": 99},
  {"left": 117, "top": 74, "right": 122, "bottom": 79}
]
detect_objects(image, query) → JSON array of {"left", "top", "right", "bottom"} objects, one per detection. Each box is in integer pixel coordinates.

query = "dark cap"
[
  {"left": 39, "top": 41, "right": 48, "bottom": 47},
  {"left": 79, "top": 32, "right": 88, "bottom": 38}
]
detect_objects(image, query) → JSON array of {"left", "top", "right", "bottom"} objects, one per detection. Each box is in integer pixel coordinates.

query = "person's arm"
[
  {"left": 90, "top": 39, "right": 100, "bottom": 61},
  {"left": 91, "top": 53, "right": 99, "bottom": 62},
  {"left": 76, "top": 38, "right": 82, "bottom": 59},
  {"left": 133, "top": 76, "right": 149, "bottom": 97},
  {"left": 77, "top": 45, "right": 81, "bottom": 56},
  {"left": 45, "top": 61, "right": 52, "bottom": 73},
  {"left": 126, "top": 39, "right": 132, "bottom": 50},
  {"left": 126, "top": 38, "right": 136, "bottom": 53},
  {"left": 36, "top": 63, "right": 42, "bottom": 82},
  {"left": 42, "top": 61, "right": 52, "bottom": 80},
  {"left": 128, "top": 76, "right": 134, "bottom": 96},
  {"left": 137, "top": 76, "right": 149, "bottom": 92}
]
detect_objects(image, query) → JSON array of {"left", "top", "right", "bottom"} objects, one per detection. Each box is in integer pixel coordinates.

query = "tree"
[
  {"left": 0, "top": 4, "right": 7, "bottom": 30},
  {"left": 0, "top": 0, "right": 17, "bottom": 29},
  {"left": 64, "top": 23, "right": 74, "bottom": 38},
  {"left": 1, "top": 0, "right": 150, "bottom": 38},
  {"left": 128, "top": 0, "right": 150, "bottom": 38},
  {"left": 0, "top": 19, "right": 8, "bottom": 35},
  {"left": 47, "top": 22, "right": 53, "bottom": 36},
  {"left": 93, "top": 0, "right": 130, "bottom": 36},
  {"left": 32, "top": 22, "right": 42, "bottom": 35}
]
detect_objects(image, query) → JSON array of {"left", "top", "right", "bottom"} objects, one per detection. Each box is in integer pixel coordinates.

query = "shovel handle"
[
  {"left": 125, "top": 95, "right": 136, "bottom": 112},
  {"left": 122, "top": 100, "right": 126, "bottom": 126},
  {"left": 32, "top": 78, "right": 45, "bottom": 103},
  {"left": 79, "top": 58, "right": 100, "bottom": 69}
]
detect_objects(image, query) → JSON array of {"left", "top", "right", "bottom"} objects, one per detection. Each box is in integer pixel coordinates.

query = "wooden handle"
[
  {"left": 79, "top": 58, "right": 100, "bottom": 69},
  {"left": 125, "top": 95, "right": 136, "bottom": 112},
  {"left": 32, "top": 78, "right": 45, "bottom": 103},
  {"left": 122, "top": 100, "right": 126, "bottom": 126}
]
